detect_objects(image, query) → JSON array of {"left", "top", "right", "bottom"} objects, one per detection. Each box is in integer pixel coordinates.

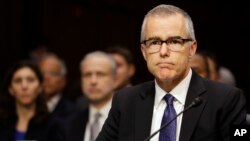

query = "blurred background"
[{"left": 1, "top": 0, "right": 249, "bottom": 101}]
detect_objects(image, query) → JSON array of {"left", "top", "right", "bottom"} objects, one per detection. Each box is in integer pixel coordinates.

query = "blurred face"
[
  {"left": 9, "top": 67, "right": 42, "bottom": 107},
  {"left": 141, "top": 14, "right": 197, "bottom": 90},
  {"left": 39, "top": 57, "right": 65, "bottom": 99},
  {"left": 189, "top": 54, "right": 208, "bottom": 78},
  {"left": 111, "top": 53, "right": 134, "bottom": 90},
  {"left": 81, "top": 56, "right": 115, "bottom": 104},
  {"left": 207, "top": 57, "right": 218, "bottom": 81}
]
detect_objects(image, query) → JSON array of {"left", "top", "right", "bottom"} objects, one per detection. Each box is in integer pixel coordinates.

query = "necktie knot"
[
  {"left": 94, "top": 112, "right": 101, "bottom": 122},
  {"left": 163, "top": 94, "right": 175, "bottom": 105}
]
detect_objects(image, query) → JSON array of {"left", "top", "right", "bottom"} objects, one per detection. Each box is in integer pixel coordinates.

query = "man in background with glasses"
[{"left": 97, "top": 4, "right": 246, "bottom": 141}]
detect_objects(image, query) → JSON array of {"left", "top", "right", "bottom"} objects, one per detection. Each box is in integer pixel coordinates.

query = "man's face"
[
  {"left": 141, "top": 14, "right": 197, "bottom": 86},
  {"left": 207, "top": 57, "right": 218, "bottom": 81},
  {"left": 189, "top": 54, "right": 208, "bottom": 78},
  {"left": 39, "top": 57, "right": 65, "bottom": 98},
  {"left": 81, "top": 57, "right": 115, "bottom": 104},
  {"left": 111, "top": 53, "right": 134, "bottom": 89}
]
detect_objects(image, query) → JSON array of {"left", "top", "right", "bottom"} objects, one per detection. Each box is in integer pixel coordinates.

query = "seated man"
[
  {"left": 38, "top": 53, "right": 74, "bottom": 119},
  {"left": 60, "top": 51, "right": 117, "bottom": 141},
  {"left": 106, "top": 46, "right": 135, "bottom": 90}
]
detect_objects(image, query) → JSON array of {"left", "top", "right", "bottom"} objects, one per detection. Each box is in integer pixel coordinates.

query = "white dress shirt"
[
  {"left": 150, "top": 69, "right": 192, "bottom": 141},
  {"left": 47, "top": 94, "right": 61, "bottom": 112},
  {"left": 84, "top": 100, "right": 112, "bottom": 141}
]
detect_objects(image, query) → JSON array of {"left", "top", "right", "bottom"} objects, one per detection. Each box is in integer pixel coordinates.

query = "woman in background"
[{"left": 0, "top": 60, "right": 58, "bottom": 141}]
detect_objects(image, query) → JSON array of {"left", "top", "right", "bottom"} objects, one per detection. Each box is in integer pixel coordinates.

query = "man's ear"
[
  {"left": 189, "top": 41, "right": 197, "bottom": 58},
  {"left": 38, "top": 86, "right": 43, "bottom": 94},
  {"left": 61, "top": 77, "right": 67, "bottom": 89},
  {"left": 141, "top": 45, "right": 147, "bottom": 61},
  {"left": 8, "top": 88, "right": 14, "bottom": 96},
  {"left": 128, "top": 64, "right": 135, "bottom": 78}
]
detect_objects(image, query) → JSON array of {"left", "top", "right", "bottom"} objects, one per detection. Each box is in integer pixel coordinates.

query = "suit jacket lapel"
[
  {"left": 135, "top": 81, "right": 155, "bottom": 141},
  {"left": 70, "top": 108, "right": 89, "bottom": 141},
  {"left": 179, "top": 72, "right": 207, "bottom": 141}
]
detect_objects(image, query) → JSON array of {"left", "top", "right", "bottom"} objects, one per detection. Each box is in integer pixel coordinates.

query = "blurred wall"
[{"left": 1, "top": 0, "right": 249, "bottom": 95}]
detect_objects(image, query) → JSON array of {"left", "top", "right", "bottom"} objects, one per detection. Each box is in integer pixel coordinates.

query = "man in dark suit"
[
  {"left": 60, "top": 51, "right": 116, "bottom": 141},
  {"left": 96, "top": 4, "right": 246, "bottom": 141},
  {"left": 39, "top": 53, "right": 74, "bottom": 119}
]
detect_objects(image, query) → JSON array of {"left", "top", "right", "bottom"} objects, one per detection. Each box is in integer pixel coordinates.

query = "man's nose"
[
  {"left": 90, "top": 75, "right": 98, "bottom": 84},
  {"left": 159, "top": 43, "right": 170, "bottom": 57}
]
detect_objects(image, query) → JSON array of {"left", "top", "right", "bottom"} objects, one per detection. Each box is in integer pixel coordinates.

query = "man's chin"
[
  {"left": 157, "top": 73, "right": 175, "bottom": 81},
  {"left": 88, "top": 97, "right": 102, "bottom": 103}
]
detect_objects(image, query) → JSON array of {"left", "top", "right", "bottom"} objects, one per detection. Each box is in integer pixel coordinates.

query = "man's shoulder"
[
  {"left": 200, "top": 79, "right": 244, "bottom": 104},
  {"left": 192, "top": 72, "right": 241, "bottom": 95},
  {"left": 118, "top": 81, "right": 154, "bottom": 94},
  {"left": 63, "top": 107, "right": 88, "bottom": 124},
  {"left": 113, "top": 81, "right": 154, "bottom": 102},
  {"left": 203, "top": 79, "right": 241, "bottom": 93}
]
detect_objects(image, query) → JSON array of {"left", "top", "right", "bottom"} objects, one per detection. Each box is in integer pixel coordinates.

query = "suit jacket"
[
  {"left": 51, "top": 96, "right": 75, "bottom": 119},
  {"left": 96, "top": 72, "right": 246, "bottom": 141},
  {"left": 58, "top": 107, "right": 89, "bottom": 141},
  {"left": 0, "top": 115, "right": 59, "bottom": 141}
]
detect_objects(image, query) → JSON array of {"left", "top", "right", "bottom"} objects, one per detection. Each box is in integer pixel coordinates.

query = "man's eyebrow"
[
  {"left": 146, "top": 36, "right": 183, "bottom": 41},
  {"left": 146, "top": 37, "right": 161, "bottom": 40}
]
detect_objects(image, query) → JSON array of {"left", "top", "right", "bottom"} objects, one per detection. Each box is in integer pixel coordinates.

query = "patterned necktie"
[
  {"left": 90, "top": 112, "right": 101, "bottom": 141},
  {"left": 159, "top": 94, "right": 176, "bottom": 141}
]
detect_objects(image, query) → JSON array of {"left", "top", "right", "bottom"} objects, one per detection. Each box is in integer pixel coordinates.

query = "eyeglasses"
[
  {"left": 42, "top": 71, "right": 61, "bottom": 77},
  {"left": 141, "top": 36, "right": 193, "bottom": 53}
]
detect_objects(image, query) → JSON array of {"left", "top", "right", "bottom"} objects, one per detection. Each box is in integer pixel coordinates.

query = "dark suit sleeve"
[
  {"left": 219, "top": 88, "right": 246, "bottom": 140},
  {"left": 96, "top": 92, "right": 120, "bottom": 141},
  {"left": 53, "top": 119, "right": 66, "bottom": 141}
]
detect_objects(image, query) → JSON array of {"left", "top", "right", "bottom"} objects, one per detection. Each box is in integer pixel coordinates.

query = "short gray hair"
[
  {"left": 140, "top": 4, "right": 196, "bottom": 42},
  {"left": 80, "top": 51, "right": 117, "bottom": 75},
  {"left": 39, "top": 53, "right": 67, "bottom": 76}
]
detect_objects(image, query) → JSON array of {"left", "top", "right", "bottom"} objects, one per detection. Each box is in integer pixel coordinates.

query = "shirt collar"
[
  {"left": 47, "top": 94, "right": 61, "bottom": 112},
  {"left": 154, "top": 69, "right": 192, "bottom": 108},
  {"left": 89, "top": 100, "right": 112, "bottom": 123}
]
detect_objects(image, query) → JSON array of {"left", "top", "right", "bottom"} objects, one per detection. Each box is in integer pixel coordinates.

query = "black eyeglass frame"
[{"left": 141, "top": 36, "right": 193, "bottom": 46}]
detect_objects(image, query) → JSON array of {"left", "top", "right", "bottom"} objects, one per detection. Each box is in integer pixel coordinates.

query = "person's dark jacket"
[
  {"left": 96, "top": 72, "right": 246, "bottom": 141},
  {"left": 0, "top": 115, "right": 59, "bottom": 141}
]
